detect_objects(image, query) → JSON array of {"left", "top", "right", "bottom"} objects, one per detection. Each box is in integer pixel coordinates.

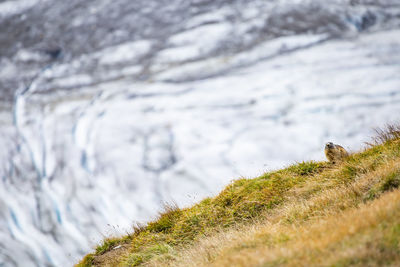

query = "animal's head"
[{"left": 325, "top": 142, "right": 334, "bottom": 149}]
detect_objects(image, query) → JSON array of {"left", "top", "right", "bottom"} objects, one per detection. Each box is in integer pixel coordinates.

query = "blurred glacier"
[{"left": 0, "top": 0, "right": 400, "bottom": 266}]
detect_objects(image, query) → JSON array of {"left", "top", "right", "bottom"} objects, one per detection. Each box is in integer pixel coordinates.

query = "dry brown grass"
[
  {"left": 146, "top": 159, "right": 400, "bottom": 267},
  {"left": 367, "top": 124, "right": 400, "bottom": 146},
  {"left": 212, "top": 188, "right": 400, "bottom": 267},
  {"left": 77, "top": 124, "right": 400, "bottom": 267},
  {"left": 92, "top": 244, "right": 131, "bottom": 267}
]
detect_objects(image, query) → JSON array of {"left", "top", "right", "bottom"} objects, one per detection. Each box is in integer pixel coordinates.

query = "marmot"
[{"left": 325, "top": 142, "right": 349, "bottom": 163}]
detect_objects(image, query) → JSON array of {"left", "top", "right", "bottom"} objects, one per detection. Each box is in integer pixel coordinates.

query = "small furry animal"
[{"left": 325, "top": 142, "right": 349, "bottom": 163}]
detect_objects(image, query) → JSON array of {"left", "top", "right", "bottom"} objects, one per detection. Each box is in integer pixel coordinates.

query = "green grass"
[
  {"left": 77, "top": 162, "right": 324, "bottom": 266},
  {"left": 76, "top": 125, "right": 400, "bottom": 267},
  {"left": 78, "top": 254, "right": 95, "bottom": 267}
]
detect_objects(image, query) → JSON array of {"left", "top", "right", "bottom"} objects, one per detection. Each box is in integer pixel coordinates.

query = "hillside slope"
[
  {"left": 2, "top": 1, "right": 400, "bottom": 265},
  {"left": 78, "top": 126, "right": 400, "bottom": 266}
]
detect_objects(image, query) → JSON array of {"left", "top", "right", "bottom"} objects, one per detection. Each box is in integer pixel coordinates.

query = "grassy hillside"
[{"left": 77, "top": 125, "right": 400, "bottom": 267}]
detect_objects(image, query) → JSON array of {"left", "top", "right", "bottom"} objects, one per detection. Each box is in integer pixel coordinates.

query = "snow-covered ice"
[{"left": 0, "top": 0, "right": 400, "bottom": 266}]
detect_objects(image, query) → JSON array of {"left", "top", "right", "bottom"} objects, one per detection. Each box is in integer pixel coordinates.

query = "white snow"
[
  {"left": 98, "top": 40, "right": 153, "bottom": 65},
  {"left": 0, "top": 0, "right": 40, "bottom": 18},
  {"left": 1, "top": 1, "right": 400, "bottom": 266}
]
